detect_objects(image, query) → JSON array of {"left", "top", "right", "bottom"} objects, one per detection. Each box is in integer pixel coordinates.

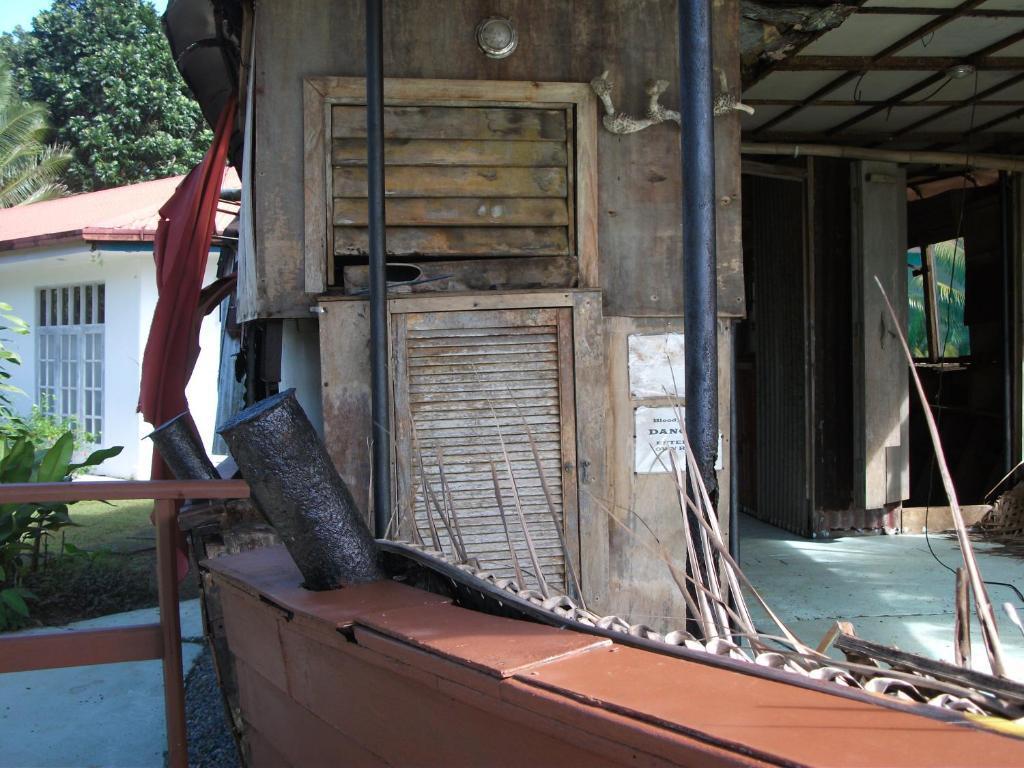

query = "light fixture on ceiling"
[
  {"left": 476, "top": 17, "right": 517, "bottom": 59},
  {"left": 946, "top": 63, "right": 976, "bottom": 80}
]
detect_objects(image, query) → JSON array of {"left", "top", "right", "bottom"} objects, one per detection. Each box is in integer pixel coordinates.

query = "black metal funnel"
[
  {"left": 217, "top": 389, "right": 381, "bottom": 589},
  {"left": 147, "top": 412, "right": 219, "bottom": 482}
]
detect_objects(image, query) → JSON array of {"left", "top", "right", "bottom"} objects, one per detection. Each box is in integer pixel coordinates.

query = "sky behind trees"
[{"left": 0, "top": 0, "right": 168, "bottom": 33}]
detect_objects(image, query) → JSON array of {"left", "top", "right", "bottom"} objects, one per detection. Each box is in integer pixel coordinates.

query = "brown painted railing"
[{"left": 0, "top": 479, "right": 250, "bottom": 768}]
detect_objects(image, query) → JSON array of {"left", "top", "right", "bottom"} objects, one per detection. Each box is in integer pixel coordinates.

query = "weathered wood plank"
[
  {"left": 342, "top": 256, "right": 575, "bottom": 294},
  {"left": 334, "top": 226, "right": 569, "bottom": 257},
  {"left": 332, "top": 138, "right": 568, "bottom": 166},
  {"left": 333, "top": 197, "right": 569, "bottom": 227},
  {"left": 332, "top": 105, "right": 567, "bottom": 141},
  {"left": 333, "top": 166, "right": 568, "bottom": 198}
]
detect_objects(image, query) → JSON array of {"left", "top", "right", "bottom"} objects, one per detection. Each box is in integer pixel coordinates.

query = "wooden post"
[{"left": 155, "top": 498, "right": 188, "bottom": 768}]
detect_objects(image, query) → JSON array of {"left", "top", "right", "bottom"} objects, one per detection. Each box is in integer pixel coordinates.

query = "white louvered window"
[{"left": 37, "top": 284, "right": 105, "bottom": 441}]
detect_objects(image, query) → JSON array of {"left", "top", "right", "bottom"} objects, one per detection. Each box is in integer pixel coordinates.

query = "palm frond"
[{"left": 0, "top": 60, "right": 70, "bottom": 208}]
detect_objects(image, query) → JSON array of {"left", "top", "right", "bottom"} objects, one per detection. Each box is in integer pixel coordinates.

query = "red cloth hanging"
[
  {"left": 138, "top": 97, "right": 236, "bottom": 576},
  {"left": 139, "top": 96, "right": 236, "bottom": 434}
]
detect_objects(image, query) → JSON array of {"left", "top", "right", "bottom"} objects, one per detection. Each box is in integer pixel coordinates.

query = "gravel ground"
[{"left": 183, "top": 644, "right": 241, "bottom": 768}]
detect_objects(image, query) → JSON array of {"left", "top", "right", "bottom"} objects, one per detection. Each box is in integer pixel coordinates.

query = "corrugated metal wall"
[{"left": 744, "top": 174, "right": 812, "bottom": 536}]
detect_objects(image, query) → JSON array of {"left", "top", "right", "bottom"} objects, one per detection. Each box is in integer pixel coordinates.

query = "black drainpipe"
[
  {"left": 1001, "top": 171, "right": 1014, "bottom": 473},
  {"left": 366, "top": 0, "right": 391, "bottom": 538},
  {"left": 680, "top": 0, "right": 719, "bottom": 633}
]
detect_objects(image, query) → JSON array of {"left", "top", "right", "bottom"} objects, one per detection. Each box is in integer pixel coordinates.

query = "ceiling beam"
[
  {"left": 930, "top": 106, "right": 1024, "bottom": 150},
  {"left": 745, "top": 98, "right": 1024, "bottom": 108},
  {"left": 774, "top": 56, "right": 1024, "bottom": 72},
  {"left": 859, "top": 7, "right": 1024, "bottom": 19},
  {"left": 753, "top": 0, "right": 992, "bottom": 135},
  {"left": 824, "top": 29, "right": 1024, "bottom": 136},
  {"left": 746, "top": 130, "right": 1024, "bottom": 146},
  {"left": 883, "top": 72, "right": 1024, "bottom": 141}
]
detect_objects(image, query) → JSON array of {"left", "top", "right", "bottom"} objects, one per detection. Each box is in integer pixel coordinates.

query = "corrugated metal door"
[
  {"left": 392, "top": 307, "right": 578, "bottom": 592},
  {"left": 744, "top": 173, "right": 813, "bottom": 536}
]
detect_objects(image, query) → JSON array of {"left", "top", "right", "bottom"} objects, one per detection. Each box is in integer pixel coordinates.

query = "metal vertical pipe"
[
  {"left": 680, "top": 0, "right": 719, "bottom": 497},
  {"left": 1000, "top": 171, "right": 1014, "bottom": 472},
  {"left": 366, "top": 0, "right": 391, "bottom": 538},
  {"left": 679, "top": 0, "right": 719, "bottom": 638}
]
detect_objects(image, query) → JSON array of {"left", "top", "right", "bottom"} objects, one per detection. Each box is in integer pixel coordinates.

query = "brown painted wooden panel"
[
  {"left": 517, "top": 644, "right": 1024, "bottom": 768},
  {"left": 237, "top": 659, "right": 389, "bottom": 768},
  {"left": 332, "top": 166, "right": 568, "bottom": 198},
  {"left": 333, "top": 197, "right": 569, "bottom": 227},
  {"left": 244, "top": 727, "right": 295, "bottom": 768},
  {"left": 354, "top": 603, "right": 609, "bottom": 678},
  {"left": 332, "top": 138, "right": 568, "bottom": 166},
  {"left": 219, "top": 586, "right": 289, "bottom": 693},
  {"left": 203, "top": 545, "right": 452, "bottom": 628},
  {"left": 334, "top": 226, "right": 569, "bottom": 257},
  {"left": 279, "top": 621, "right": 624, "bottom": 768},
  {"left": 332, "top": 105, "right": 567, "bottom": 141}
]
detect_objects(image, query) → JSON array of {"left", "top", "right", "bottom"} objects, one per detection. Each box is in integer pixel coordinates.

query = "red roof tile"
[{"left": 0, "top": 170, "right": 240, "bottom": 252}]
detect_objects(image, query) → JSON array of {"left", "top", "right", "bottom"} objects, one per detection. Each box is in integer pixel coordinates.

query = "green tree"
[
  {"left": 0, "top": 61, "right": 69, "bottom": 207},
  {"left": 2, "top": 0, "right": 211, "bottom": 192}
]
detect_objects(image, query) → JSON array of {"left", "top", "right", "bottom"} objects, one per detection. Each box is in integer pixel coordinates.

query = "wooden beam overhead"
[
  {"left": 826, "top": 30, "right": 1024, "bottom": 136},
  {"left": 774, "top": 56, "right": 1024, "bottom": 72},
  {"left": 746, "top": 130, "right": 1024, "bottom": 147},
  {"left": 885, "top": 72, "right": 1024, "bottom": 141},
  {"left": 859, "top": 6, "right": 1024, "bottom": 19},
  {"left": 753, "top": 0, "right": 993, "bottom": 135},
  {"left": 745, "top": 98, "right": 1024, "bottom": 108}
]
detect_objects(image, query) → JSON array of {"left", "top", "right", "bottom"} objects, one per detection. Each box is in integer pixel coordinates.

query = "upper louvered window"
[
  {"left": 303, "top": 78, "right": 598, "bottom": 295},
  {"left": 391, "top": 306, "right": 578, "bottom": 594}
]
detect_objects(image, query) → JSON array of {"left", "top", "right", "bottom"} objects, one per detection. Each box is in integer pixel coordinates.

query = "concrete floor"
[
  {"left": 740, "top": 514, "right": 1024, "bottom": 678},
  {"left": 0, "top": 600, "right": 205, "bottom": 768}
]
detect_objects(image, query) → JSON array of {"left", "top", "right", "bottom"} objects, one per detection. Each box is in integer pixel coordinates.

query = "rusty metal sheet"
[
  {"left": 203, "top": 545, "right": 451, "bottom": 628},
  {"left": 356, "top": 602, "right": 610, "bottom": 678},
  {"left": 516, "top": 644, "right": 1024, "bottom": 768}
]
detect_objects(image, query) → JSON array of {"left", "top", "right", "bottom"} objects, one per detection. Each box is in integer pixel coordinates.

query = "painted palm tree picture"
[{"left": 908, "top": 238, "right": 970, "bottom": 361}]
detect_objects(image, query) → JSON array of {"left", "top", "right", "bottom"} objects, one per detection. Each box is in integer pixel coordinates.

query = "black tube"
[
  {"left": 148, "top": 411, "right": 219, "bottom": 483},
  {"left": 679, "top": 0, "right": 719, "bottom": 496},
  {"left": 218, "top": 390, "right": 382, "bottom": 588},
  {"left": 1000, "top": 171, "right": 1014, "bottom": 472},
  {"left": 680, "top": 0, "right": 719, "bottom": 637},
  {"left": 366, "top": 0, "right": 392, "bottom": 538},
  {"left": 729, "top": 322, "right": 739, "bottom": 564}
]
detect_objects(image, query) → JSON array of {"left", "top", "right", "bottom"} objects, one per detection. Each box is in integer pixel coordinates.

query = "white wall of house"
[{"left": 0, "top": 241, "right": 222, "bottom": 479}]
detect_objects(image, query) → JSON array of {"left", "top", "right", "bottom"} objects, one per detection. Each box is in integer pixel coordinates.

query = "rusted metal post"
[
  {"left": 218, "top": 390, "right": 382, "bottom": 588},
  {"left": 154, "top": 497, "right": 188, "bottom": 768}
]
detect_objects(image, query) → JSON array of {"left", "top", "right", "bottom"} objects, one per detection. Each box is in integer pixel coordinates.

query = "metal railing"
[{"left": 0, "top": 479, "right": 250, "bottom": 768}]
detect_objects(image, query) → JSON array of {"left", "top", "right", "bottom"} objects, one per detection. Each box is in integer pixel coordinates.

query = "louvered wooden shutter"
[
  {"left": 392, "top": 307, "right": 578, "bottom": 593},
  {"left": 329, "top": 105, "right": 575, "bottom": 289}
]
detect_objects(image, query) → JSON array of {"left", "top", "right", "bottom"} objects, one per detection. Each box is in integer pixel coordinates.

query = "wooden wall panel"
[{"left": 250, "top": 0, "right": 743, "bottom": 319}]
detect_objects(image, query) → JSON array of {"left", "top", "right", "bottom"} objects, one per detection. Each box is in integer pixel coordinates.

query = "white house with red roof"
[{"left": 0, "top": 174, "right": 239, "bottom": 478}]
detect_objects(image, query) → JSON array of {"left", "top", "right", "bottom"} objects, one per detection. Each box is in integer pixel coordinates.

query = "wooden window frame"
[{"left": 303, "top": 77, "right": 599, "bottom": 295}]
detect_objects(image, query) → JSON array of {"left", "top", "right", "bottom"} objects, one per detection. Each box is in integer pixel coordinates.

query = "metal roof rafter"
[
  {"left": 752, "top": 0, "right": 989, "bottom": 136},
  {"left": 825, "top": 29, "right": 1024, "bottom": 137}
]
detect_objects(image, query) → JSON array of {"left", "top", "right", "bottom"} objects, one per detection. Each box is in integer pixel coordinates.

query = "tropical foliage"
[
  {"left": 0, "top": 62, "right": 69, "bottom": 207},
  {"left": 1, "top": 0, "right": 211, "bottom": 192},
  {"left": 907, "top": 238, "right": 970, "bottom": 360},
  {"left": 0, "top": 303, "right": 122, "bottom": 629}
]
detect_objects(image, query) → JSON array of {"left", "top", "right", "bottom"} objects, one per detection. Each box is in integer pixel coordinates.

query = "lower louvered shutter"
[{"left": 392, "top": 306, "right": 578, "bottom": 594}]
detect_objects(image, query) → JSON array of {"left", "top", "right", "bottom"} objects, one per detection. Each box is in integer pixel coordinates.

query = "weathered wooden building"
[{"left": 166, "top": 0, "right": 1024, "bottom": 625}]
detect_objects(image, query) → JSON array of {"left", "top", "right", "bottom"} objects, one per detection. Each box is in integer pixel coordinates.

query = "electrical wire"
[{"left": 921, "top": 71, "right": 1024, "bottom": 606}]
